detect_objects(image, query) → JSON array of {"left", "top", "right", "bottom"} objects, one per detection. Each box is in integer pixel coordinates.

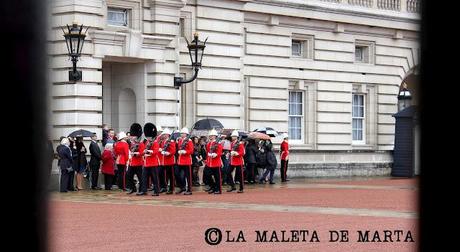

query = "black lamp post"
[
  {"left": 61, "top": 22, "right": 89, "bottom": 82},
  {"left": 174, "top": 33, "right": 207, "bottom": 88},
  {"left": 398, "top": 83, "right": 412, "bottom": 111}
]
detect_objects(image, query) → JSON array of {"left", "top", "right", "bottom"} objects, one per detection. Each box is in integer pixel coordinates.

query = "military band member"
[
  {"left": 280, "top": 133, "right": 290, "bottom": 182},
  {"left": 160, "top": 128, "right": 176, "bottom": 194},
  {"left": 127, "top": 123, "right": 145, "bottom": 194},
  {"left": 155, "top": 126, "right": 167, "bottom": 193},
  {"left": 177, "top": 127, "right": 194, "bottom": 195},
  {"left": 227, "top": 130, "right": 245, "bottom": 193},
  {"left": 206, "top": 129, "right": 223, "bottom": 194},
  {"left": 114, "top": 132, "right": 129, "bottom": 191},
  {"left": 138, "top": 123, "right": 161, "bottom": 196}
]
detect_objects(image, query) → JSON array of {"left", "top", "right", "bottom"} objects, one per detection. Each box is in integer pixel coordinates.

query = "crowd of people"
[{"left": 56, "top": 123, "right": 290, "bottom": 195}]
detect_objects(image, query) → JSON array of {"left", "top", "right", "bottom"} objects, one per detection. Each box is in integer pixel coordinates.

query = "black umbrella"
[
  {"left": 192, "top": 118, "right": 224, "bottom": 131},
  {"left": 68, "top": 129, "right": 94, "bottom": 138},
  {"left": 253, "top": 127, "right": 278, "bottom": 137}
]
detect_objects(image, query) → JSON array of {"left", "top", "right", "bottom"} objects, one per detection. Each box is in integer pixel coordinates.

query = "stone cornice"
[
  {"left": 89, "top": 29, "right": 173, "bottom": 59},
  {"left": 151, "top": 0, "right": 187, "bottom": 9},
  {"left": 248, "top": 0, "right": 420, "bottom": 29}
]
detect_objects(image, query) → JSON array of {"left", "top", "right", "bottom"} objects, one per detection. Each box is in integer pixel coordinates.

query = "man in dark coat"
[
  {"left": 57, "top": 138, "right": 74, "bottom": 192},
  {"left": 244, "top": 139, "right": 258, "bottom": 184},
  {"left": 89, "top": 133, "right": 102, "bottom": 190}
]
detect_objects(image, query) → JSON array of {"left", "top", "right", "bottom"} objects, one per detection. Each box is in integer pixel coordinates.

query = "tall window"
[
  {"left": 107, "top": 8, "right": 128, "bottom": 27},
  {"left": 352, "top": 94, "right": 365, "bottom": 144},
  {"left": 289, "top": 91, "right": 304, "bottom": 141}
]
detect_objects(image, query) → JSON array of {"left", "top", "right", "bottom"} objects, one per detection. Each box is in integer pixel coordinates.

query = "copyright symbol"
[{"left": 204, "top": 228, "right": 222, "bottom": 245}]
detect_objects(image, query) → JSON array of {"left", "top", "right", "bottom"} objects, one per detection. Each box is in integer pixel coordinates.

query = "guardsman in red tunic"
[
  {"left": 155, "top": 126, "right": 167, "bottom": 193},
  {"left": 160, "top": 128, "right": 176, "bottom": 194},
  {"left": 176, "top": 127, "right": 194, "bottom": 195},
  {"left": 114, "top": 132, "right": 129, "bottom": 191},
  {"left": 206, "top": 129, "right": 223, "bottom": 194},
  {"left": 138, "top": 123, "right": 160, "bottom": 196},
  {"left": 280, "top": 133, "right": 290, "bottom": 182},
  {"left": 227, "top": 130, "right": 245, "bottom": 193},
  {"left": 127, "top": 123, "right": 145, "bottom": 194}
]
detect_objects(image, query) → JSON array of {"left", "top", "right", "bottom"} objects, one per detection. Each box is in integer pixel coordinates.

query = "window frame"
[
  {"left": 288, "top": 90, "right": 305, "bottom": 144},
  {"left": 291, "top": 34, "right": 314, "bottom": 59},
  {"left": 107, "top": 7, "right": 129, "bottom": 27},
  {"left": 352, "top": 93, "right": 366, "bottom": 145},
  {"left": 354, "top": 40, "right": 375, "bottom": 64},
  {"left": 291, "top": 40, "right": 303, "bottom": 57}
]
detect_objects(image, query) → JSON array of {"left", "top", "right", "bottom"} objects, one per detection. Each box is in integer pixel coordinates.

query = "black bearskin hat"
[
  {"left": 129, "top": 123, "right": 143, "bottom": 138},
  {"left": 143, "top": 123, "right": 157, "bottom": 138}
]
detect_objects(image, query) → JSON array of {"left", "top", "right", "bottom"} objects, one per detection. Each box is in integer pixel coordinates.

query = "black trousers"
[
  {"left": 59, "top": 168, "right": 70, "bottom": 192},
  {"left": 90, "top": 163, "right": 100, "bottom": 188},
  {"left": 159, "top": 166, "right": 167, "bottom": 190},
  {"left": 203, "top": 166, "right": 213, "bottom": 186},
  {"left": 127, "top": 165, "right": 143, "bottom": 192},
  {"left": 116, "top": 164, "right": 126, "bottom": 190},
  {"left": 67, "top": 170, "right": 75, "bottom": 190},
  {"left": 164, "top": 165, "right": 175, "bottom": 192},
  {"left": 281, "top": 160, "right": 289, "bottom": 181},
  {"left": 141, "top": 167, "right": 160, "bottom": 193},
  {"left": 208, "top": 167, "right": 222, "bottom": 193},
  {"left": 246, "top": 163, "right": 256, "bottom": 183},
  {"left": 228, "top": 165, "right": 244, "bottom": 191},
  {"left": 103, "top": 174, "right": 113, "bottom": 190},
  {"left": 260, "top": 168, "right": 274, "bottom": 182},
  {"left": 178, "top": 165, "right": 193, "bottom": 192},
  {"left": 175, "top": 165, "right": 184, "bottom": 190}
]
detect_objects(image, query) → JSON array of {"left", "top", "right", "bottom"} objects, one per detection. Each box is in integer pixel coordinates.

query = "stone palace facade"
[{"left": 47, "top": 0, "right": 420, "bottom": 177}]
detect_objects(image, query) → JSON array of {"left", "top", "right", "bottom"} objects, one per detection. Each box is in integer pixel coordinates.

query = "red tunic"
[
  {"left": 114, "top": 141, "right": 129, "bottom": 165},
  {"left": 206, "top": 140, "right": 223, "bottom": 168},
  {"left": 129, "top": 141, "right": 145, "bottom": 166},
  {"left": 161, "top": 139, "right": 176, "bottom": 166},
  {"left": 280, "top": 140, "right": 289, "bottom": 160},
  {"left": 144, "top": 139, "right": 160, "bottom": 168},
  {"left": 177, "top": 137, "right": 194, "bottom": 166},
  {"left": 101, "top": 149, "right": 115, "bottom": 175},
  {"left": 230, "top": 141, "right": 245, "bottom": 166}
]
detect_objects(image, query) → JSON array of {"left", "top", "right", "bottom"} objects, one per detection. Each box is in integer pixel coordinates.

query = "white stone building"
[{"left": 47, "top": 0, "right": 420, "bottom": 178}]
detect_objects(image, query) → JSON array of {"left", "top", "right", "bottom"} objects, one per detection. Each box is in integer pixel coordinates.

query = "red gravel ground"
[{"left": 48, "top": 177, "right": 418, "bottom": 252}]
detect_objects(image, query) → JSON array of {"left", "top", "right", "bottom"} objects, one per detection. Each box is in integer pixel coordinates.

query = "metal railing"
[
  {"left": 319, "top": 0, "right": 420, "bottom": 13},
  {"left": 347, "top": 0, "right": 373, "bottom": 8},
  {"left": 406, "top": 0, "right": 420, "bottom": 13},
  {"left": 378, "top": 0, "right": 400, "bottom": 11}
]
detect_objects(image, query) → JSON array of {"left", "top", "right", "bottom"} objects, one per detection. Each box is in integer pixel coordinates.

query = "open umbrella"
[
  {"left": 190, "top": 129, "right": 210, "bottom": 137},
  {"left": 220, "top": 128, "right": 249, "bottom": 139},
  {"left": 248, "top": 132, "right": 271, "bottom": 140},
  {"left": 253, "top": 127, "right": 278, "bottom": 137},
  {"left": 68, "top": 129, "right": 94, "bottom": 138},
  {"left": 192, "top": 118, "right": 224, "bottom": 131}
]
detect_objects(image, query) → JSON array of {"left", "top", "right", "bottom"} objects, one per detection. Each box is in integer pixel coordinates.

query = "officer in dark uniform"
[{"left": 89, "top": 133, "right": 102, "bottom": 190}]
